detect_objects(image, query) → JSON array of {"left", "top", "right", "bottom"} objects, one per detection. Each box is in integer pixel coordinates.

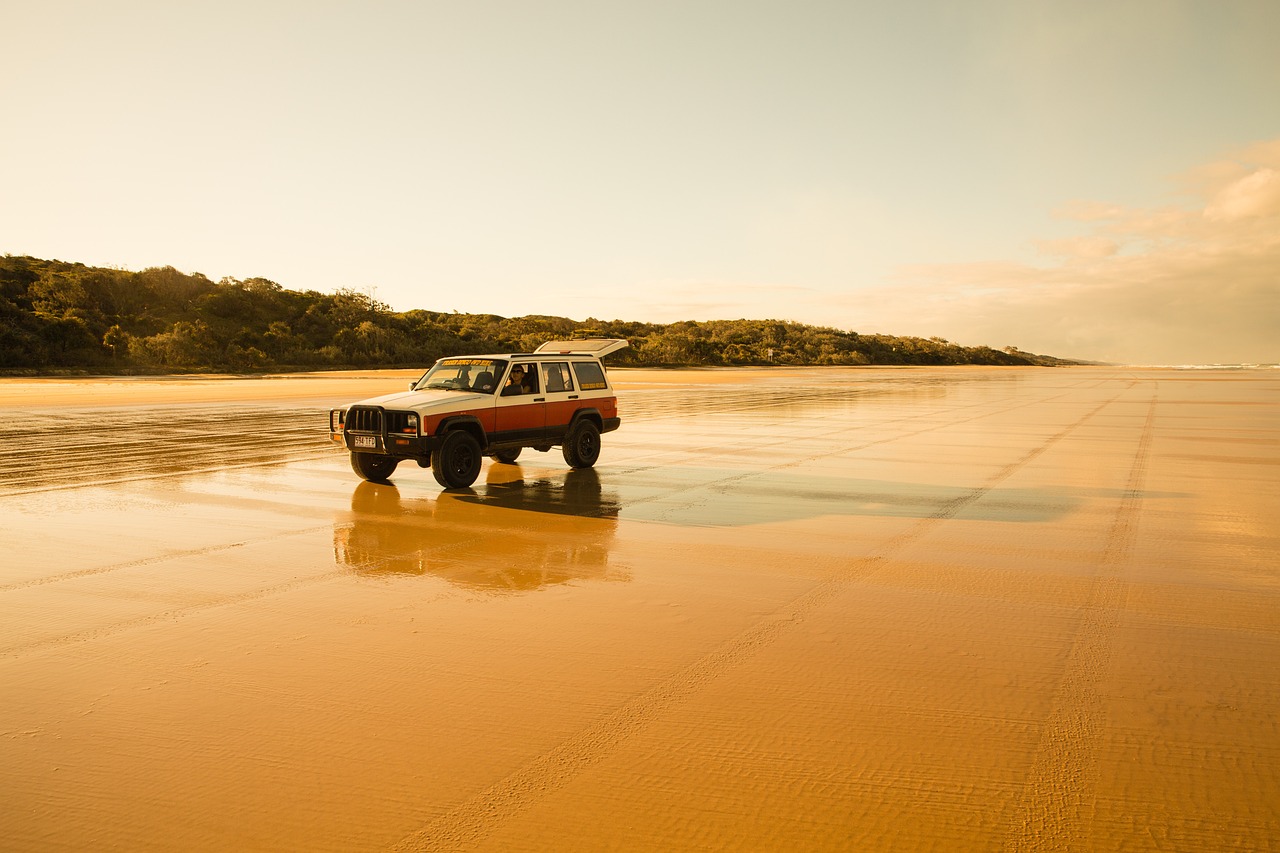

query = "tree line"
[{"left": 0, "top": 255, "right": 1070, "bottom": 372}]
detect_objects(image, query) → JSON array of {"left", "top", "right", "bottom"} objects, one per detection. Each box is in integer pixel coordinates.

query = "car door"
[
  {"left": 494, "top": 361, "right": 546, "bottom": 442},
  {"left": 539, "top": 361, "right": 580, "bottom": 440}
]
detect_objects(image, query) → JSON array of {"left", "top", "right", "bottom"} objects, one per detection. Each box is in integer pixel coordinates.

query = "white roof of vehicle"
[{"left": 533, "top": 338, "right": 630, "bottom": 357}]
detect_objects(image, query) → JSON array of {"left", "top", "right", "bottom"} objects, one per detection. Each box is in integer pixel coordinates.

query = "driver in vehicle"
[{"left": 503, "top": 364, "right": 528, "bottom": 396}]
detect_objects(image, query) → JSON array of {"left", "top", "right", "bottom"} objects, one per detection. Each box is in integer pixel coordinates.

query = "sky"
[{"left": 3, "top": 0, "right": 1277, "bottom": 364}]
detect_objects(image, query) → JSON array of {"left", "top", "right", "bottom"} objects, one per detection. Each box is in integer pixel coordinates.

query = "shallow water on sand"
[{"left": 2, "top": 366, "right": 1277, "bottom": 851}]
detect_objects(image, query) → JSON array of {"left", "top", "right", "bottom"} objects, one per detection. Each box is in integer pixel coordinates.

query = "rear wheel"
[
  {"left": 432, "top": 430, "right": 482, "bottom": 489},
  {"left": 351, "top": 451, "right": 399, "bottom": 482},
  {"left": 493, "top": 447, "right": 522, "bottom": 464},
  {"left": 562, "top": 419, "right": 601, "bottom": 469}
]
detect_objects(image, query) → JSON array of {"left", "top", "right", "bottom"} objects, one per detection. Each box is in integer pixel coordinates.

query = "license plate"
[{"left": 353, "top": 435, "right": 377, "bottom": 449}]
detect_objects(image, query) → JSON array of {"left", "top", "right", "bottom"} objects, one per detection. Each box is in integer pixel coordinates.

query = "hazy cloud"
[
  {"left": 1034, "top": 236, "right": 1120, "bottom": 261},
  {"left": 1205, "top": 168, "right": 1280, "bottom": 222},
  {"left": 827, "top": 139, "right": 1280, "bottom": 364},
  {"left": 1056, "top": 200, "right": 1127, "bottom": 222}
]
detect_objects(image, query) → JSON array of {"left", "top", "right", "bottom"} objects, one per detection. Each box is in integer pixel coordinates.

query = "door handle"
[
  {"left": 533, "top": 397, "right": 545, "bottom": 402},
  {"left": 568, "top": 395, "right": 578, "bottom": 399}
]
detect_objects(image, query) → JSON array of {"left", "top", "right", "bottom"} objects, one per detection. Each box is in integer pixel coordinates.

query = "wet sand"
[{"left": 1, "top": 366, "right": 1277, "bottom": 851}]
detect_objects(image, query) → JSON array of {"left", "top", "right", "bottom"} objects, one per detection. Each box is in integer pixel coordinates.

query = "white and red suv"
[{"left": 329, "top": 338, "right": 628, "bottom": 489}]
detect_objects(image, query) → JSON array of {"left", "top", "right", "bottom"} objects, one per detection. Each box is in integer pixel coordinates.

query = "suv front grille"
[
  {"left": 345, "top": 406, "right": 416, "bottom": 435},
  {"left": 346, "top": 406, "right": 383, "bottom": 433}
]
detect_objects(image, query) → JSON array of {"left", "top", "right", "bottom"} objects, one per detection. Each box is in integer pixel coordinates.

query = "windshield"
[{"left": 412, "top": 358, "right": 506, "bottom": 393}]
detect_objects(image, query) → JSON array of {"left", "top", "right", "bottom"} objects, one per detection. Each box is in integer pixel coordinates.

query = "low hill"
[{"left": 0, "top": 255, "right": 1074, "bottom": 373}]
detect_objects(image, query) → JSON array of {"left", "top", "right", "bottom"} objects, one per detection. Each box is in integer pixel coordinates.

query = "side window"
[
  {"left": 501, "top": 362, "right": 539, "bottom": 396},
  {"left": 573, "top": 361, "right": 608, "bottom": 391},
  {"left": 542, "top": 362, "right": 573, "bottom": 393},
  {"left": 522, "top": 364, "right": 539, "bottom": 394}
]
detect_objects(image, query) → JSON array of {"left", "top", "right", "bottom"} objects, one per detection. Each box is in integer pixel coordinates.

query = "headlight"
[
  {"left": 331, "top": 410, "right": 345, "bottom": 431},
  {"left": 406, "top": 414, "right": 418, "bottom": 433}
]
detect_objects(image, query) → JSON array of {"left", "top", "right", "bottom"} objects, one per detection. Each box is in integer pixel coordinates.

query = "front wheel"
[
  {"left": 562, "top": 419, "right": 601, "bottom": 469},
  {"left": 351, "top": 451, "right": 399, "bottom": 482},
  {"left": 432, "top": 430, "right": 482, "bottom": 489}
]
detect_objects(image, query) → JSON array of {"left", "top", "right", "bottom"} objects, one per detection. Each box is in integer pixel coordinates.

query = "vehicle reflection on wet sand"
[{"left": 335, "top": 468, "right": 625, "bottom": 591}]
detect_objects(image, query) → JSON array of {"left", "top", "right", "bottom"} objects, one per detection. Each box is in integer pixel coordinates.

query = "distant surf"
[{"left": 1159, "top": 363, "right": 1280, "bottom": 370}]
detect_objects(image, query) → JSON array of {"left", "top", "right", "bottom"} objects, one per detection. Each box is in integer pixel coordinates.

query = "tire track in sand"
[
  {"left": 0, "top": 566, "right": 349, "bottom": 660},
  {"left": 387, "top": 397, "right": 1118, "bottom": 852},
  {"left": 0, "top": 525, "right": 334, "bottom": 594},
  {"left": 0, "top": 515, "right": 534, "bottom": 661},
  {"left": 1003, "top": 395, "right": 1157, "bottom": 852}
]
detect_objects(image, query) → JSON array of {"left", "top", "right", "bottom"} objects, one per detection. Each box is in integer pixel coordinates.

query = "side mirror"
[{"left": 408, "top": 382, "right": 417, "bottom": 390}]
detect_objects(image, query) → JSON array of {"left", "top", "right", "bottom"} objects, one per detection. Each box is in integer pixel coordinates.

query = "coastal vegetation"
[{"left": 1, "top": 255, "right": 1070, "bottom": 372}]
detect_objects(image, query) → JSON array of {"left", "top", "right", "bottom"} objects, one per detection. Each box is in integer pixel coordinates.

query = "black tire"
[
  {"left": 562, "top": 419, "right": 601, "bottom": 469},
  {"left": 351, "top": 451, "right": 399, "bottom": 482},
  {"left": 432, "top": 430, "right": 482, "bottom": 489},
  {"left": 493, "top": 447, "right": 522, "bottom": 464}
]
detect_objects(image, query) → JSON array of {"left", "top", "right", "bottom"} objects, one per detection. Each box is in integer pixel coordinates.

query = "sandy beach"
[{"left": 1, "top": 365, "right": 1277, "bottom": 851}]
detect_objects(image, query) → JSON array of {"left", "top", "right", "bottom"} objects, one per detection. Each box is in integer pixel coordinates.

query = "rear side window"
[
  {"left": 573, "top": 361, "right": 608, "bottom": 391},
  {"left": 542, "top": 362, "right": 574, "bottom": 393}
]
